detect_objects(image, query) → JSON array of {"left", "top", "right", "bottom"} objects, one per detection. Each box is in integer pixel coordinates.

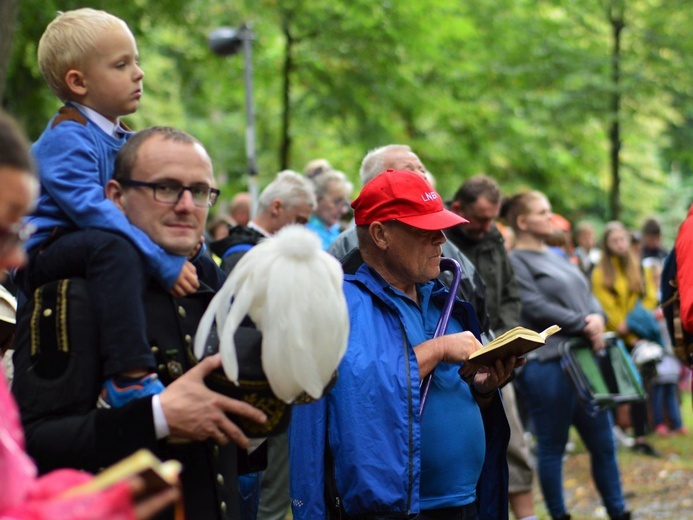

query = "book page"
[
  {"left": 539, "top": 324, "right": 562, "bottom": 340},
  {"left": 61, "top": 449, "right": 181, "bottom": 498},
  {"left": 468, "top": 325, "right": 561, "bottom": 366}
]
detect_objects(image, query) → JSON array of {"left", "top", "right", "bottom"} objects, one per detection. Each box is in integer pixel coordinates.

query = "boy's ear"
[{"left": 65, "top": 69, "right": 87, "bottom": 97}]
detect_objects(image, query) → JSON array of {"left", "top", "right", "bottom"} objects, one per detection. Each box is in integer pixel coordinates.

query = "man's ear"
[
  {"left": 269, "top": 198, "right": 283, "bottom": 218},
  {"left": 450, "top": 200, "right": 464, "bottom": 216},
  {"left": 105, "top": 180, "right": 126, "bottom": 212},
  {"left": 65, "top": 69, "right": 88, "bottom": 98},
  {"left": 369, "top": 222, "right": 389, "bottom": 250}
]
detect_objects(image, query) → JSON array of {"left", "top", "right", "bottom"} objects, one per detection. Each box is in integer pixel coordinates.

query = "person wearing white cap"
[{"left": 290, "top": 169, "right": 522, "bottom": 520}]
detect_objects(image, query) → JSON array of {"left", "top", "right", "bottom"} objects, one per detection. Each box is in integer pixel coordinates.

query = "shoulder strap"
[
  {"left": 51, "top": 106, "right": 88, "bottom": 128},
  {"left": 222, "top": 243, "right": 254, "bottom": 259}
]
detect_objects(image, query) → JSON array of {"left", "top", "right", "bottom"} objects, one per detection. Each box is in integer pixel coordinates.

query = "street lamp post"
[{"left": 208, "top": 24, "right": 259, "bottom": 217}]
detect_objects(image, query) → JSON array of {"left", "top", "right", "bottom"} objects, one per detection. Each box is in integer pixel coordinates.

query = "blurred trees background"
[{"left": 4, "top": 0, "right": 693, "bottom": 240}]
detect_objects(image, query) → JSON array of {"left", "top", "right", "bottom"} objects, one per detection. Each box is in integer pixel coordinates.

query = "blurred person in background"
[
  {"left": 505, "top": 191, "right": 630, "bottom": 520},
  {"left": 574, "top": 221, "right": 601, "bottom": 278},
  {"left": 306, "top": 168, "right": 353, "bottom": 250},
  {"left": 592, "top": 221, "right": 675, "bottom": 453},
  {"left": 447, "top": 174, "right": 537, "bottom": 520}
]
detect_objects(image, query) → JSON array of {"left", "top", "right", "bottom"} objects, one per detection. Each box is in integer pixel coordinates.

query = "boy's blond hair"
[{"left": 38, "top": 8, "right": 128, "bottom": 102}]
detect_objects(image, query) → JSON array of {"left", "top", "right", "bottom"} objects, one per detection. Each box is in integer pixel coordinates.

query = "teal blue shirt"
[
  {"left": 306, "top": 215, "right": 341, "bottom": 251},
  {"left": 389, "top": 282, "right": 486, "bottom": 510}
]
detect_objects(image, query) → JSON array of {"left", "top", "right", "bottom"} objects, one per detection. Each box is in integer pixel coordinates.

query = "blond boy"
[{"left": 21, "top": 9, "right": 198, "bottom": 407}]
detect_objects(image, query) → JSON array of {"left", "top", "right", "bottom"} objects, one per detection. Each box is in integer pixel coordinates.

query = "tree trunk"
[
  {"left": 0, "top": 0, "right": 20, "bottom": 104},
  {"left": 608, "top": 1, "right": 625, "bottom": 221},
  {"left": 280, "top": 20, "right": 294, "bottom": 171}
]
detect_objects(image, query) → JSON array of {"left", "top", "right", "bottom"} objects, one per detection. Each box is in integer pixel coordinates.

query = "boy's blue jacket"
[
  {"left": 289, "top": 250, "right": 510, "bottom": 519},
  {"left": 28, "top": 104, "right": 185, "bottom": 289}
]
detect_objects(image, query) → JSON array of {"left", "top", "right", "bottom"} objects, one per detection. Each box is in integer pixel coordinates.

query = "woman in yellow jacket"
[{"left": 591, "top": 220, "right": 660, "bottom": 456}]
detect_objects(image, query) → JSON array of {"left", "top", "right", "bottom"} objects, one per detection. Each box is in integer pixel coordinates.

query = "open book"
[
  {"left": 62, "top": 449, "right": 181, "bottom": 499},
  {"left": 468, "top": 325, "right": 561, "bottom": 366}
]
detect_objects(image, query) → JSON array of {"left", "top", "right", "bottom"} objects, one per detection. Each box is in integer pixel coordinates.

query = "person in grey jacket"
[{"left": 504, "top": 190, "right": 630, "bottom": 520}]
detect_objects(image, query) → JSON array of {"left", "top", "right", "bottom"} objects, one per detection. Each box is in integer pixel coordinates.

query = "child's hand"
[{"left": 170, "top": 261, "right": 199, "bottom": 298}]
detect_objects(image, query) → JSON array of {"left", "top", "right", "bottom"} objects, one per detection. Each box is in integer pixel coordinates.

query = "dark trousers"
[{"left": 19, "top": 229, "right": 153, "bottom": 376}]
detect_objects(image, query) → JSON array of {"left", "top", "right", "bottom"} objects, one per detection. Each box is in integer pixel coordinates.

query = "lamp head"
[{"left": 208, "top": 27, "right": 243, "bottom": 56}]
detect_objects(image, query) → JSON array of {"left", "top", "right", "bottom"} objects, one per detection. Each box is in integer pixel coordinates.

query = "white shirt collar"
[
  {"left": 248, "top": 221, "right": 271, "bottom": 237},
  {"left": 72, "top": 102, "right": 123, "bottom": 137}
]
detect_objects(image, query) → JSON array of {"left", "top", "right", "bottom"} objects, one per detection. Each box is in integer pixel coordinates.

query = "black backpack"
[{"left": 661, "top": 248, "right": 693, "bottom": 368}]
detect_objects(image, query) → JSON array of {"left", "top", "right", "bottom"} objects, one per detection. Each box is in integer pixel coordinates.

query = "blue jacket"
[
  {"left": 28, "top": 104, "right": 185, "bottom": 289},
  {"left": 289, "top": 251, "right": 509, "bottom": 519}
]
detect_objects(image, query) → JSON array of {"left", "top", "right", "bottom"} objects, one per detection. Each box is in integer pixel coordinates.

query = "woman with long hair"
[
  {"left": 504, "top": 191, "right": 630, "bottom": 520},
  {"left": 591, "top": 221, "right": 671, "bottom": 453}
]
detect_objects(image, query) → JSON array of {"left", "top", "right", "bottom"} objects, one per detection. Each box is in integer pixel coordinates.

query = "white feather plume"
[{"left": 194, "top": 225, "right": 349, "bottom": 403}]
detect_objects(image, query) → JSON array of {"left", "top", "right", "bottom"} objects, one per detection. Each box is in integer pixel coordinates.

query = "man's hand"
[
  {"left": 466, "top": 355, "right": 524, "bottom": 396},
  {"left": 415, "top": 331, "right": 483, "bottom": 379},
  {"left": 169, "top": 261, "right": 200, "bottom": 298},
  {"left": 159, "top": 354, "right": 267, "bottom": 449}
]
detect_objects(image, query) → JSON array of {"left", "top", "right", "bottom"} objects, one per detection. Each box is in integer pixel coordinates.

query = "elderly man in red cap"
[{"left": 289, "top": 170, "right": 521, "bottom": 520}]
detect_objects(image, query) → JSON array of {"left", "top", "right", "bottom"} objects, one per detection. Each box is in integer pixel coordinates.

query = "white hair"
[
  {"left": 309, "top": 169, "right": 353, "bottom": 200},
  {"left": 359, "top": 144, "right": 412, "bottom": 186},
  {"left": 256, "top": 170, "right": 316, "bottom": 214}
]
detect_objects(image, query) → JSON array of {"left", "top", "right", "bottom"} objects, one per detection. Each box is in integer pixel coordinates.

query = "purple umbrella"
[{"left": 419, "top": 257, "right": 462, "bottom": 415}]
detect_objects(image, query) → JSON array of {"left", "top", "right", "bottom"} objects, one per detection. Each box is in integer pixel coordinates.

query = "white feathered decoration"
[{"left": 194, "top": 225, "right": 349, "bottom": 403}]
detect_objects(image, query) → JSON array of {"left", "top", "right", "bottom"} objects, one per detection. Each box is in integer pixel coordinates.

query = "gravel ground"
[{"left": 545, "top": 447, "right": 693, "bottom": 520}]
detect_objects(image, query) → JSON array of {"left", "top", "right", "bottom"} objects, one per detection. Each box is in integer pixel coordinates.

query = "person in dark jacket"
[
  {"left": 12, "top": 127, "right": 267, "bottom": 520},
  {"left": 290, "top": 170, "right": 519, "bottom": 520},
  {"left": 447, "top": 174, "right": 536, "bottom": 520},
  {"left": 211, "top": 170, "right": 315, "bottom": 275}
]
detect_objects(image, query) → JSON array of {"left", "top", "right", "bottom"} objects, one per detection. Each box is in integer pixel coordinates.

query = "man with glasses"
[
  {"left": 13, "top": 126, "right": 267, "bottom": 519},
  {"left": 20, "top": 118, "right": 207, "bottom": 408}
]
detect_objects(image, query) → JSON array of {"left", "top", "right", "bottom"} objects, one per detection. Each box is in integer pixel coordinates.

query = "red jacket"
[{"left": 676, "top": 204, "right": 693, "bottom": 332}]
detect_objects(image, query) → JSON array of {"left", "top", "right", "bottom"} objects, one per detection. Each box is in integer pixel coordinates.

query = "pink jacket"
[{"left": 0, "top": 370, "right": 135, "bottom": 519}]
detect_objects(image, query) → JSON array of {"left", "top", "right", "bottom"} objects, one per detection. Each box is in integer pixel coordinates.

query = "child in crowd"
[{"left": 20, "top": 9, "right": 199, "bottom": 407}]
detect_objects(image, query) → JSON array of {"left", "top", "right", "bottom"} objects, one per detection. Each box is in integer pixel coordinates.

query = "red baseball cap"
[{"left": 351, "top": 169, "right": 468, "bottom": 230}]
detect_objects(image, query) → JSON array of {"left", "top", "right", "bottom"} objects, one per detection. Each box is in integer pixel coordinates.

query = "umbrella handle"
[{"left": 419, "top": 257, "right": 462, "bottom": 415}]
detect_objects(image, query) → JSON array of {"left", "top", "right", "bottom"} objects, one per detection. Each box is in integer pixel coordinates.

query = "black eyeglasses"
[
  {"left": 0, "top": 221, "right": 35, "bottom": 258},
  {"left": 119, "top": 179, "right": 220, "bottom": 207}
]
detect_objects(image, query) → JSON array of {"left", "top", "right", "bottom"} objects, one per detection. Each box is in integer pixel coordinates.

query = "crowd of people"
[{"left": 1, "top": 6, "right": 692, "bottom": 520}]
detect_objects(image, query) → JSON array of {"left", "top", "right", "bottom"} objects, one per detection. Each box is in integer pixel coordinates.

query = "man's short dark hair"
[
  {"left": 452, "top": 174, "right": 501, "bottom": 208},
  {"left": 113, "top": 126, "right": 202, "bottom": 181},
  {"left": 641, "top": 218, "right": 661, "bottom": 237},
  {"left": 0, "top": 111, "right": 35, "bottom": 175}
]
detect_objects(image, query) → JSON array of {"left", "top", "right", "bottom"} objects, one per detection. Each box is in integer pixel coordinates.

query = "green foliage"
[{"left": 4, "top": 0, "right": 693, "bottom": 228}]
